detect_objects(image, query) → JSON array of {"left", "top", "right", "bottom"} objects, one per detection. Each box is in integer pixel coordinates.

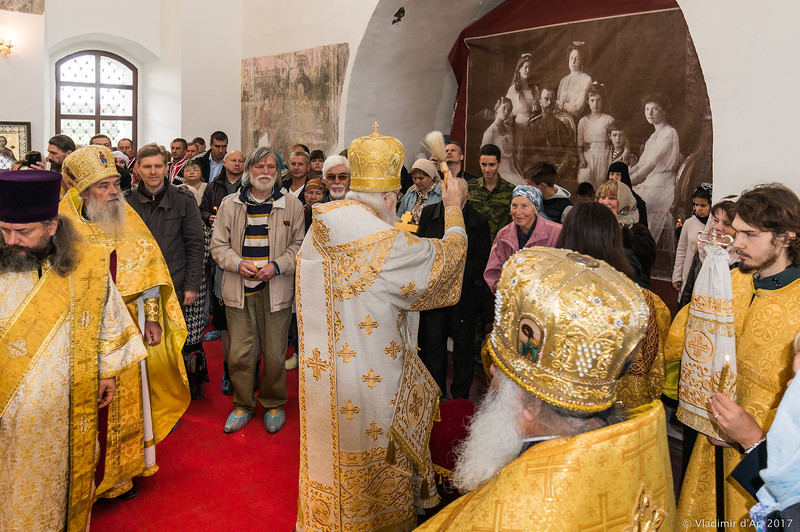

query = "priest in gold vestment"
[
  {"left": 668, "top": 184, "right": 800, "bottom": 531},
  {"left": 58, "top": 146, "right": 190, "bottom": 498},
  {"left": 418, "top": 247, "right": 676, "bottom": 531},
  {"left": 0, "top": 169, "right": 147, "bottom": 531},
  {"left": 296, "top": 129, "right": 468, "bottom": 531}
]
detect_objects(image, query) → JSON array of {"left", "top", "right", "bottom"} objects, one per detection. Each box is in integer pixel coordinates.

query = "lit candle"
[{"left": 718, "top": 355, "right": 730, "bottom": 392}]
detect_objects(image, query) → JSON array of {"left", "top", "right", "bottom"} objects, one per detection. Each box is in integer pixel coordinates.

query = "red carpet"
[{"left": 90, "top": 335, "right": 300, "bottom": 531}]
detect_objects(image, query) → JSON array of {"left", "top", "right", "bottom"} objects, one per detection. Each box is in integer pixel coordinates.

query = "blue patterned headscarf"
[{"left": 512, "top": 185, "right": 544, "bottom": 214}]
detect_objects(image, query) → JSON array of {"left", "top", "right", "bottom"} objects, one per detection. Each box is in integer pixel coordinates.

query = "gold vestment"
[
  {"left": 59, "top": 189, "right": 190, "bottom": 497},
  {"left": 669, "top": 269, "right": 800, "bottom": 531},
  {"left": 296, "top": 200, "right": 467, "bottom": 531},
  {"left": 0, "top": 244, "right": 147, "bottom": 531},
  {"left": 416, "top": 401, "right": 676, "bottom": 531}
]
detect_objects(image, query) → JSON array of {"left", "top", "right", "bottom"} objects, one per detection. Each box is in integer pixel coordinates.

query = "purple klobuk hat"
[{"left": 0, "top": 169, "right": 63, "bottom": 223}]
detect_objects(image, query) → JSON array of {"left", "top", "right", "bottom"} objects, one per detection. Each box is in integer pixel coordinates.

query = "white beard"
[
  {"left": 451, "top": 371, "right": 525, "bottom": 493},
  {"left": 251, "top": 176, "right": 275, "bottom": 193},
  {"left": 85, "top": 194, "right": 127, "bottom": 237}
]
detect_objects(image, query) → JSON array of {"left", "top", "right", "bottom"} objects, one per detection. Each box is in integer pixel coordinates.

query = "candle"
[{"left": 718, "top": 355, "right": 730, "bottom": 392}]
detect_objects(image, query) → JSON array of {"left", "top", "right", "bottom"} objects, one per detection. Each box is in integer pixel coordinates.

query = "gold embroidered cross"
[
  {"left": 525, "top": 456, "right": 579, "bottom": 502},
  {"left": 409, "top": 387, "right": 424, "bottom": 419},
  {"left": 359, "top": 315, "right": 379, "bottom": 336},
  {"left": 307, "top": 348, "right": 328, "bottom": 381},
  {"left": 364, "top": 421, "right": 383, "bottom": 442},
  {"left": 337, "top": 343, "right": 356, "bottom": 364},
  {"left": 400, "top": 282, "right": 417, "bottom": 299},
  {"left": 471, "top": 501, "right": 523, "bottom": 532},
  {"left": 384, "top": 340, "right": 401, "bottom": 360},
  {"left": 361, "top": 369, "right": 382, "bottom": 389},
  {"left": 78, "top": 310, "right": 94, "bottom": 330},
  {"left": 686, "top": 334, "right": 710, "bottom": 359},
  {"left": 394, "top": 211, "right": 419, "bottom": 233},
  {"left": 7, "top": 339, "right": 28, "bottom": 359},
  {"left": 340, "top": 400, "right": 360, "bottom": 421}
]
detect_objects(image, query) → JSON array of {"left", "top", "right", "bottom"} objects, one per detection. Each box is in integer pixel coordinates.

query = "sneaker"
[
  {"left": 224, "top": 409, "right": 252, "bottom": 433},
  {"left": 285, "top": 353, "right": 298, "bottom": 370},
  {"left": 264, "top": 408, "right": 286, "bottom": 433},
  {"left": 203, "top": 330, "right": 222, "bottom": 342}
]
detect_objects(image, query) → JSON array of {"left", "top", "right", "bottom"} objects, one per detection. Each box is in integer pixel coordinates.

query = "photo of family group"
[{"left": 462, "top": 9, "right": 713, "bottom": 277}]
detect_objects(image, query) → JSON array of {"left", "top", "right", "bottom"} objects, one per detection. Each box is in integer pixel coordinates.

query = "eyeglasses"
[{"left": 325, "top": 173, "right": 349, "bottom": 182}]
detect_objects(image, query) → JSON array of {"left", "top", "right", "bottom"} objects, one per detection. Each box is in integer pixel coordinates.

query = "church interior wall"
[{"left": 0, "top": 0, "right": 798, "bottom": 200}]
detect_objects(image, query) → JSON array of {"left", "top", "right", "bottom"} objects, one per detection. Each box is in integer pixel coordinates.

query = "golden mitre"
[
  {"left": 63, "top": 145, "right": 120, "bottom": 194},
  {"left": 348, "top": 125, "right": 404, "bottom": 192},
  {"left": 486, "top": 247, "right": 649, "bottom": 413}
]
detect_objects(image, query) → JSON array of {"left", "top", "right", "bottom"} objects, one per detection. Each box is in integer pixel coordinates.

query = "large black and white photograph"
[{"left": 463, "top": 9, "right": 712, "bottom": 277}]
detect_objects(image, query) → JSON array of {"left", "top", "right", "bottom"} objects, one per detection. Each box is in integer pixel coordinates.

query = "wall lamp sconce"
[{"left": 0, "top": 36, "right": 13, "bottom": 56}]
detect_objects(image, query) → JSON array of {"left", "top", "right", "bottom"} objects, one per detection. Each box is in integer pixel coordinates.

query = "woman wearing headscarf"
[
  {"left": 484, "top": 185, "right": 561, "bottom": 292},
  {"left": 396, "top": 158, "right": 442, "bottom": 224},
  {"left": 608, "top": 161, "right": 648, "bottom": 227},
  {"left": 596, "top": 179, "right": 656, "bottom": 288}
]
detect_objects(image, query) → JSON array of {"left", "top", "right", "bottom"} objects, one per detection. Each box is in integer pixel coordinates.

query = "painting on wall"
[
  {"left": 242, "top": 43, "right": 350, "bottom": 161},
  {"left": 0, "top": 0, "right": 44, "bottom": 15},
  {"left": 0, "top": 121, "right": 31, "bottom": 170},
  {"left": 462, "top": 8, "right": 712, "bottom": 279}
]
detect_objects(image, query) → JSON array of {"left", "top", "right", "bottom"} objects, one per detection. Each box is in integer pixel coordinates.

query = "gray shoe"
[
  {"left": 264, "top": 408, "right": 286, "bottom": 434},
  {"left": 224, "top": 410, "right": 252, "bottom": 433},
  {"left": 285, "top": 353, "right": 298, "bottom": 370}
]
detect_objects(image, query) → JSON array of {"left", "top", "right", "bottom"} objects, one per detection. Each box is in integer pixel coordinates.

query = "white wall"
[
  {"left": 180, "top": 0, "right": 242, "bottom": 150},
  {"left": 0, "top": 9, "right": 46, "bottom": 152},
  {"left": 678, "top": 0, "right": 800, "bottom": 199}
]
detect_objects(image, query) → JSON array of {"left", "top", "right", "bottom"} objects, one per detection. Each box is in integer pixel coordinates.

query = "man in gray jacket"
[{"left": 210, "top": 146, "right": 304, "bottom": 434}]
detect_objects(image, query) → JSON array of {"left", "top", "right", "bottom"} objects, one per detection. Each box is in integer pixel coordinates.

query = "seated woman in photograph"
[
  {"left": 576, "top": 83, "right": 615, "bottom": 188},
  {"left": 484, "top": 185, "right": 561, "bottom": 292},
  {"left": 596, "top": 179, "right": 656, "bottom": 289},
  {"left": 629, "top": 92, "right": 684, "bottom": 246},
  {"left": 557, "top": 42, "right": 593, "bottom": 120},
  {"left": 396, "top": 158, "right": 442, "bottom": 224},
  {"left": 555, "top": 201, "right": 670, "bottom": 407}
]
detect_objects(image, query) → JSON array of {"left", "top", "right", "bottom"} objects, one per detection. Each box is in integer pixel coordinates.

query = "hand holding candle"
[{"left": 718, "top": 355, "right": 730, "bottom": 392}]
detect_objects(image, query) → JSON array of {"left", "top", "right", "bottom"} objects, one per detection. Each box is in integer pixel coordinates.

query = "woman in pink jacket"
[{"left": 484, "top": 185, "right": 562, "bottom": 292}]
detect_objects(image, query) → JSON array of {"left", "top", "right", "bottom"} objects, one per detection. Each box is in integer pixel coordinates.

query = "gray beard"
[
  {"left": 451, "top": 371, "right": 526, "bottom": 493},
  {"left": 85, "top": 194, "right": 127, "bottom": 237}
]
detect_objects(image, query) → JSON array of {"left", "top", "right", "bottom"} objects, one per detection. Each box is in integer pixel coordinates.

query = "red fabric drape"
[{"left": 447, "top": 0, "right": 679, "bottom": 146}]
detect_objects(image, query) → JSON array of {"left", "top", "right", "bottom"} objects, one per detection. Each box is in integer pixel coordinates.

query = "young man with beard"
[
  {"left": 296, "top": 129, "right": 468, "bottom": 531},
  {"left": 418, "top": 247, "right": 676, "bottom": 530},
  {"left": 58, "top": 145, "right": 191, "bottom": 500},
  {"left": 0, "top": 169, "right": 147, "bottom": 530},
  {"left": 210, "top": 146, "right": 304, "bottom": 434},
  {"left": 668, "top": 183, "right": 800, "bottom": 531}
]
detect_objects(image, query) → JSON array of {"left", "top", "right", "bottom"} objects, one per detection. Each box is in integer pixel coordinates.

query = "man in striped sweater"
[{"left": 210, "top": 146, "right": 305, "bottom": 434}]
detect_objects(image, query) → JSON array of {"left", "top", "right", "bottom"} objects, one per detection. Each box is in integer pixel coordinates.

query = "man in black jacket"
[
  {"left": 124, "top": 143, "right": 204, "bottom": 306},
  {"left": 416, "top": 182, "right": 491, "bottom": 399}
]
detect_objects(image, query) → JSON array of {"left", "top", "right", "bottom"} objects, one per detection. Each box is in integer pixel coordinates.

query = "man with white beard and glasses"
[
  {"left": 418, "top": 247, "right": 677, "bottom": 531},
  {"left": 321, "top": 154, "right": 351, "bottom": 201},
  {"left": 58, "top": 145, "right": 190, "bottom": 500},
  {"left": 210, "top": 146, "right": 304, "bottom": 434}
]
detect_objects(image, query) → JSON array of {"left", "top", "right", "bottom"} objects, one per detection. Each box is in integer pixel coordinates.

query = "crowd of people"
[{"left": 1, "top": 124, "right": 799, "bottom": 532}]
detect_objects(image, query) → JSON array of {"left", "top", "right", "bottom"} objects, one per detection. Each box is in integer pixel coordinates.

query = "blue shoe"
[
  {"left": 224, "top": 409, "right": 252, "bottom": 433},
  {"left": 204, "top": 330, "right": 222, "bottom": 342},
  {"left": 264, "top": 408, "right": 286, "bottom": 434}
]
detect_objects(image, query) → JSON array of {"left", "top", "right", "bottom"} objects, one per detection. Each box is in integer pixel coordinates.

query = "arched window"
[{"left": 56, "top": 50, "right": 137, "bottom": 147}]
